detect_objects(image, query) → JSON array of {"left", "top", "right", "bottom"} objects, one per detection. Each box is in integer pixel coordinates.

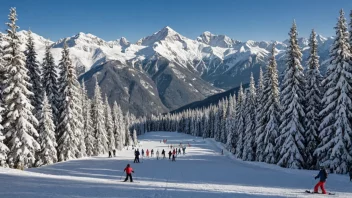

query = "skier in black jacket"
[{"left": 168, "top": 151, "right": 172, "bottom": 159}]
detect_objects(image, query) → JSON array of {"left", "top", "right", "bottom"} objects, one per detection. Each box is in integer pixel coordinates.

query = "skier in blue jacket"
[{"left": 314, "top": 166, "right": 328, "bottom": 194}]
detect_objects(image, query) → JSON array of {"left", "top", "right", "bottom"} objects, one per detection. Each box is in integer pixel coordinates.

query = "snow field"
[{"left": 0, "top": 131, "right": 352, "bottom": 198}]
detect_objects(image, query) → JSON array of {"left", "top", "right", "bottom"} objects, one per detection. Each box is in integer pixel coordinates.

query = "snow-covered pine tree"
[
  {"left": 125, "top": 112, "right": 132, "bottom": 146},
  {"left": 277, "top": 21, "right": 306, "bottom": 169},
  {"left": 219, "top": 98, "right": 227, "bottom": 143},
  {"left": 0, "top": 33, "right": 8, "bottom": 168},
  {"left": 243, "top": 73, "right": 257, "bottom": 161},
  {"left": 77, "top": 83, "right": 86, "bottom": 158},
  {"left": 201, "top": 111, "right": 208, "bottom": 139},
  {"left": 133, "top": 129, "right": 137, "bottom": 146},
  {"left": 2, "top": 8, "right": 40, "bottom": 169},
  {"left": 314, "top": 10, "right": 352, "bottom": 174},
  {"left": 254, "top": 67, "right": 264, "bottom": 159},
  {"left": 349, "top": 10, "right": 352, "bottom": 48},
  {"left": 0, "top": 105, "right": 9, "bottom": 167},
  {"left": 256, "top": 44, "right": 280, "bottom": 164},
  {"left": 42, "top": 42, "right": 59, "bottom": 126},
  {"left": 104, "top": 96, "right": 115, "bottom": 151},
  {"left": 112, "top": 101, "right": 123, "bottom": 150},
  {"left": 224, "top": 94, "right": 233, "bottom": 144},
  {"left": 25, "top": 30, "right": 42, "bottom": 119},
  {"left": 56, "top": 42, "right": 81, "bottom": 161},
  {"left": 208, "top": 106, "right": 215, "bottom": 138},
  {"left": 215, "top": 100, "right": 223, "bottom": 141},
  {"left": 305, "top": 29, "right": 322, "bottom": 169},
  {"left": 235, "top": 84, "right": 246, "bottom": 158},
  {"left": 91, "top": 80, "right": 108, "bottom": 155},
  {"left": 37, "top": 93, "right": 57, "bottom": 166},
  {"left": 226, "top": 95, "right": 236, "bottom": 153},
  {"left": 82, "top": 83, "right": 94, "bottom": 156}
]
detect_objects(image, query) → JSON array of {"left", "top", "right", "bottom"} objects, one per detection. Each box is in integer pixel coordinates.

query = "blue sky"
[{"left": 0, "top": 0, "right": 351, "bottom": 42}]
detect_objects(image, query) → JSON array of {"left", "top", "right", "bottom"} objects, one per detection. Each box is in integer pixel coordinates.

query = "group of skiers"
[{"left": 133, "top": 146, "right": 186, "bottom": 163}]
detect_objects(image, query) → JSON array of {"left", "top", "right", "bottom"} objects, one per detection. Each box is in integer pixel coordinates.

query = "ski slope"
[{"left": 0, "top": 131, "right": 351, "bottom": 198}]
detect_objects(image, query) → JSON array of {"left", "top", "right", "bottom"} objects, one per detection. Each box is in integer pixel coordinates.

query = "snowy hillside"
[{"left": 0, "top": 132, "right": 351, "bottom": 198}]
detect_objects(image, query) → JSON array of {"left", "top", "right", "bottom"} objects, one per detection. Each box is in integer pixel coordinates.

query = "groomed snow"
[{"left": 0, "top": 132, "right": 351, "bottom": 198}]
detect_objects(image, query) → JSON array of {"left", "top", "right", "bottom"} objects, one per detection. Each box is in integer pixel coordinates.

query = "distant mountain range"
[{"left": 0, "top": 26, "right": 334, "bottom": 117}]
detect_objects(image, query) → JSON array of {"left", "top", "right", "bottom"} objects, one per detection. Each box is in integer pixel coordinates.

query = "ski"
[{"left": 305, "top": 190, "right": 335, "bottom": 195}]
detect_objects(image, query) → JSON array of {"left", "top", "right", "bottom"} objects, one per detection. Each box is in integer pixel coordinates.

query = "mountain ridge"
[{"left": 0, "top": 26, "right": 334, "bottom": 116}]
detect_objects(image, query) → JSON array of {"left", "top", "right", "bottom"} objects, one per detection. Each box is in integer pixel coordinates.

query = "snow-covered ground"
[{"left": 0, "top": 131, "right": 351, "bottom": 198}]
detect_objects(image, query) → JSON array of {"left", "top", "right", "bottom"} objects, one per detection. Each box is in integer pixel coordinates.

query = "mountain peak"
[
  {"left": 197, "top": 31, "right": 238, "bottom": 48},
  {"left": 137, "top": 26, "right": 183, "bottom": 46}
]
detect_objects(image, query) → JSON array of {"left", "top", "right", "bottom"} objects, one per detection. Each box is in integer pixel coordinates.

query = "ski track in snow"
[{"left": 1, "top": 131, "right": 352, "bottom": 198}]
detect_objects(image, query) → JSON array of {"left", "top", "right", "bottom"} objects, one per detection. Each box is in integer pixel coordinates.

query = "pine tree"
[
  {"left": 91, "top": 81, "right": 108, "bottom": 155},
  {"left": 349, "top": 10, "right": 352, "bottom": 48},
  {"left": 235, "top": 84, "right": 246, "bottom": 158},
  {"left": 133, "top": 129, "right": 138, "bottom": 146},
  {"left": 220, "top": 98, "right": 227, "bottom": 143},
  {"left": 254, "top": 67, "right": 264, "bottom": 160},
  {"left": 104, "top": 96, "right": 115, "bottom": 151},
  {"left": 243, "top": 73, "right": 257, "bottom": 161},
  {"left": 77, "top": 84, "right": 86, "bottom": 158},
  {"left": 83, "top": 89, "right": 94, "bottom": 156},
  {"left": 125, "top": 112, "right": 132, "bottom": 146},
  {"left": 0, "top": 105, "right": 9, "bottom": 167},
  {"left": 2, "top": 8, "right": 40, "bottom": 168},
  {"left": 0, "top": 36, "right": 6, "bottom": 93},
  {"left": 277, "top": 21, "right": 306, "bottom": 169},
  {"left": 25, "top": 30, "right": 42, "bottom": 119},
  {"left": 305, "top": 29, "right": 322, "bottom": 169},
  {"left": 0, "top": 31, "right": 8, "bottom": 168},
  {"left": 226, "top": 95, "right": 236, "bottom": 153},
  {"left": 315, "top": 10, "right": 352, "bottom": 174},
  {"left": 56, "top": 42, "right": 81, "bottom": 161},
  {"left": 42, "top": 43, "right": 59, "bottom": 126},
  {"left": 37, "top": 93, "right": 57, "bottom": 166},
  {"left": 215, "top": 100, "right": 223, "bottom": 141},
  {"left": 256, "top": 45, "right": 280, "bottom": 164},
  {"left": 224, "top": 95, "right": 234, "bottom": 144},
  {"left": 112, "top": 102, "right": 123, "bottom": 150}
]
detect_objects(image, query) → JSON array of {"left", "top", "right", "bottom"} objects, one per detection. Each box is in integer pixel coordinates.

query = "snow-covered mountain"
[{"left": 0, "top": 27, "right": 334, "bottom": 116}]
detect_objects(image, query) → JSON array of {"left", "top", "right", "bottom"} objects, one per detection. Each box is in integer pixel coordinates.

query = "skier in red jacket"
[{"left": 123, "top": 164, "right": 134, "bottom": 182}]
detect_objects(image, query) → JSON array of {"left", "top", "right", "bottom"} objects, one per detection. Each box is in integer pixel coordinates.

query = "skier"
[
  {"left": 113, "top": 149, "right": 116, "bottom": 157},
  {"left": 349, "top": 168, "right": 352, "bottom": 182},
  {"left": 134, "top": 149, "right": 140, "bottom": 163},
  {"left": 172, "top": 152, "right": 176, "bottom": 161},
  {"left": 156, "top": 150, "right": 160, "bottom": 160},
  {"left": 141, "top": 149, "right": 144, "bottom": 157},
  {"left": 109, "top": 151, "right": 112, "bottom": 158},
  {"left": 146, "top": 149, "right": 149, "bottom": 157},
  {"left": 151, "top": 149, "right": 154, "bottom": 157},
  {"left": 123, "top": 164, "right": 134, "bottom": 182},
  {"left": 172, "top": 149, "right": 176, "bottom": 157},
  {"left": 178, "top": 148, "right": 181, "bottom": 155},
  {"left": 182, "top": 147, "right": 186, "bottom": 155},
  {"left": 162, "top": 149, "right": 166, "bottom": 158},
  {"left": 313, "top": 166, "right": 328, "bottom": 194},
  {"left": 134, "top": 150, "right": 138, "bottom": 163},
  {"left": 168, "top": 151, "right": 172, "bottom": 159}
]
